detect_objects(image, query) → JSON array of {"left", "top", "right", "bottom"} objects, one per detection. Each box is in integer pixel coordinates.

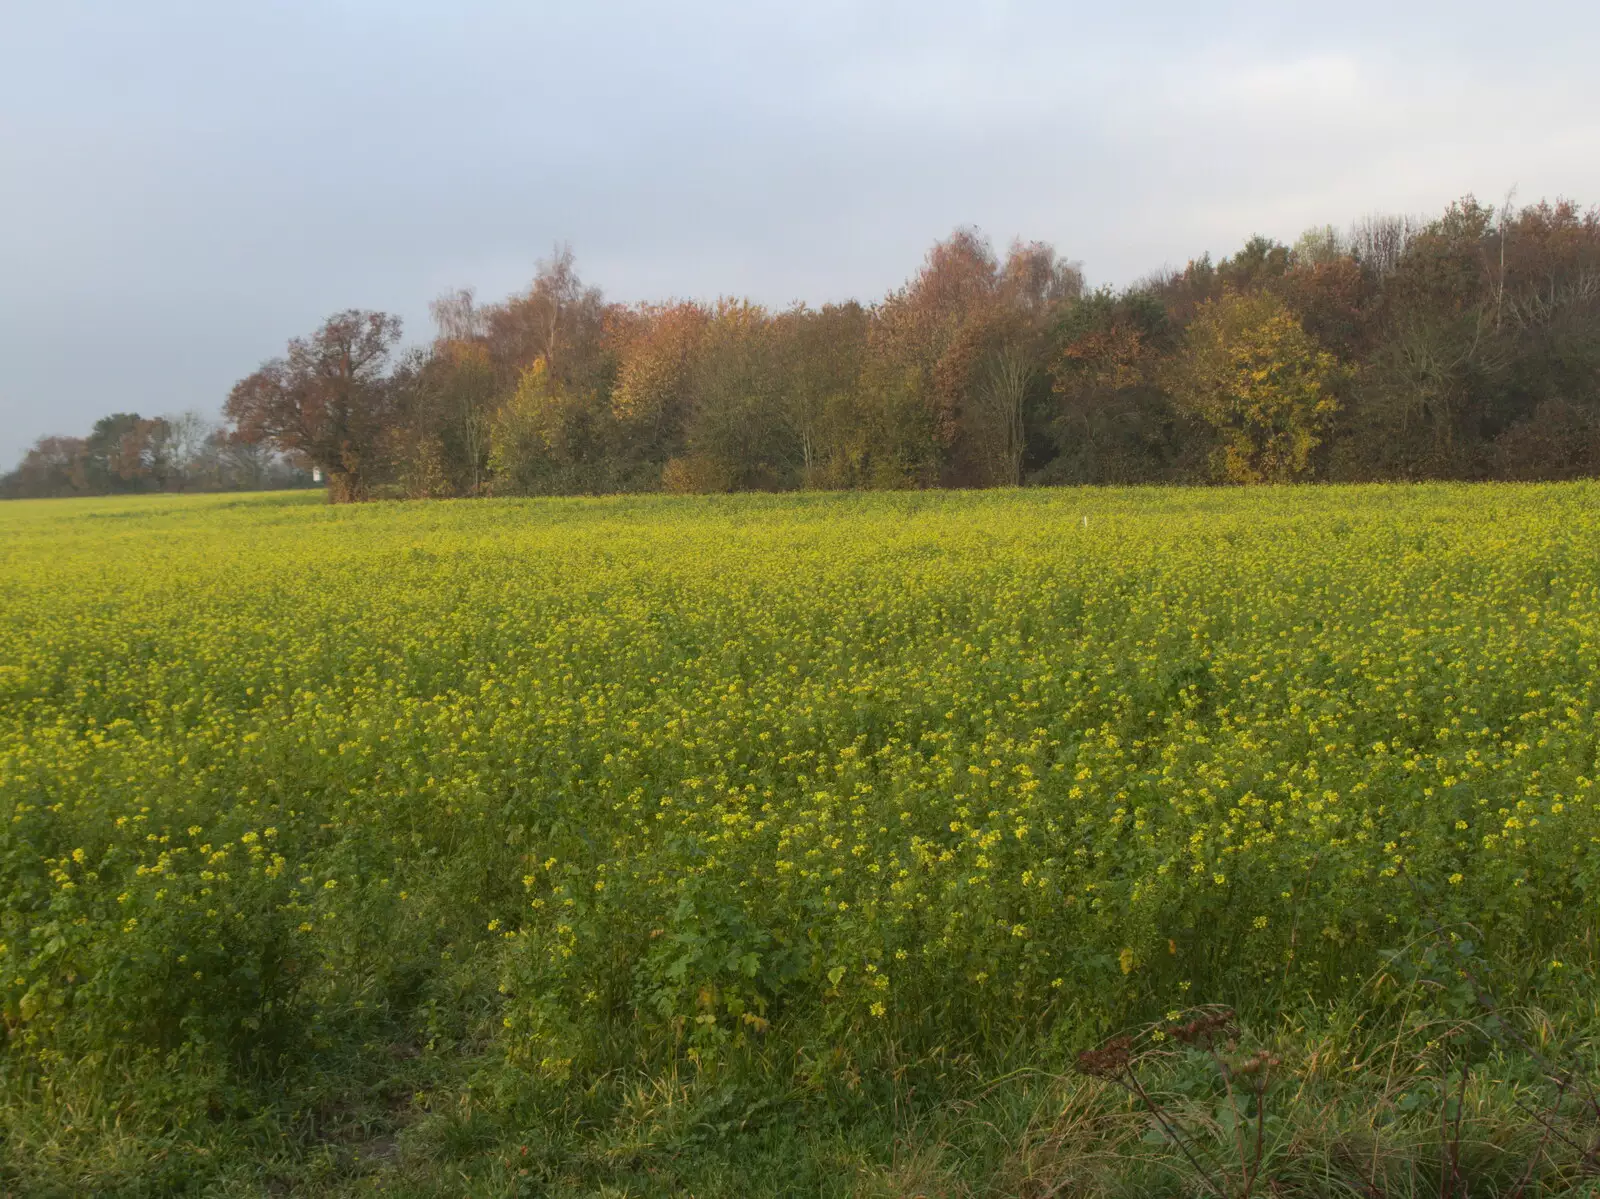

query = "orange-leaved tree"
[{"left": 225, "top": 310, "right": 403, "bottom": 502}]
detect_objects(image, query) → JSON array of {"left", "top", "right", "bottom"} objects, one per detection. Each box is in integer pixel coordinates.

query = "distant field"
[{"left": 4, "top": 485, "right": 1600, "bottom": 1196}]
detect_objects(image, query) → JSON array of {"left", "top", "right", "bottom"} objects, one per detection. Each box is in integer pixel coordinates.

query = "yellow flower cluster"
[{"left": 1, "top": 484, "right": 1597, "bottom": 1077}]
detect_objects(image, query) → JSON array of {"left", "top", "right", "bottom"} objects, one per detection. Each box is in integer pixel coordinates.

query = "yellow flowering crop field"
[{"left": 3, "top": 484, "right": 1599, "bottom": 1191}]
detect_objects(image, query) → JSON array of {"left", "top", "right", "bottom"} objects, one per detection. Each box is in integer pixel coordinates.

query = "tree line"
[
  {"left": 9, "top": 194, "right": 1600, "bottom": 502},
  {"left": 0, "top": 411, "right": 312, "bottom": 499}
]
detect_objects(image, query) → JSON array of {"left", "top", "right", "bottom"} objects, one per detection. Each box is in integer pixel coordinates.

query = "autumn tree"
[
  {"left": 867, "top": 230, "right": 1080, "bottom": 486},
  {"left": 771, "top": 302, "right": 870, "bottom": 486},
  {"left": 870, "top": 228, "right": 999, "bottom": 483},
  {"left": 483, "top": 245, "right": 609, "bottom": 390},
  {"left": 1000, "top": 239, "right": 1085, "bottom": 312},
  {"left": 386, "top": 292, "right": 500, "bottom": 498},
  {"left": 1, "top": 436, "right": 88, "bottom": 498},
  {"left": 843, "top": 362, "right": 941, "bottom": 489},
  {"left": 488, "top": 358, "right": 623, "bottom": 494},
  {"left": 81, "top": 413, "right": 152, "bottom": 491},
  {"left": 489, "top": 358, "right": 563, "bottom": 493},
  {"left": 385, "top": 349, "right": 449, "bottom": 498},
  {"left": 1166, "top": 290, "right": 1349, "bottom": 483},
  {"left": 663, "top": 300, "right": 787, "bottom": 490},
  {"left": 1327, "top": 199, "right": 1511, "bottom": 477},
  {"left": 1281, "top": 243, "right": 1375, "bottom": 360},
  {"left": 1043, "top": 289, "right": 1194, "bottom": 483},
  {"left": 1218, "top": 234, "right": 1291, "bottom": 292},
  {"left": 400, "top": 252, "right": 632, "bottom": 497},
  {"left": 1494, "top": 200, "right": 1600, "bottom": 430},
  {"left": 933, "top": 239, "right": 1081, "bottom": 485},
  {"left": 225, "top": 310, "right": 403, "bottom": 502},
  {"left": 610, "top": 301, "right": 710, "bottom": 471},
  {"left": 114, "top": 416, "right": 177, "bottom": 489}
]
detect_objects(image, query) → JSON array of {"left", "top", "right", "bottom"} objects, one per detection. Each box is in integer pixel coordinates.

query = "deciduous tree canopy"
[{"left": 10, "top": 196, "right": 1600, "bottom": 501}]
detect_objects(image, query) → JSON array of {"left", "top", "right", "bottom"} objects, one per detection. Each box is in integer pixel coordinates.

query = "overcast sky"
[{"left": 3, "top": 0, "right": 1598, "bottom": 466}]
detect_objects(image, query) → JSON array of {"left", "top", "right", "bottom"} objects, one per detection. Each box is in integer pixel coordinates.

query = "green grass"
[{"left": 2, "top": 484, "right": 1599, "bottom": 1195}]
